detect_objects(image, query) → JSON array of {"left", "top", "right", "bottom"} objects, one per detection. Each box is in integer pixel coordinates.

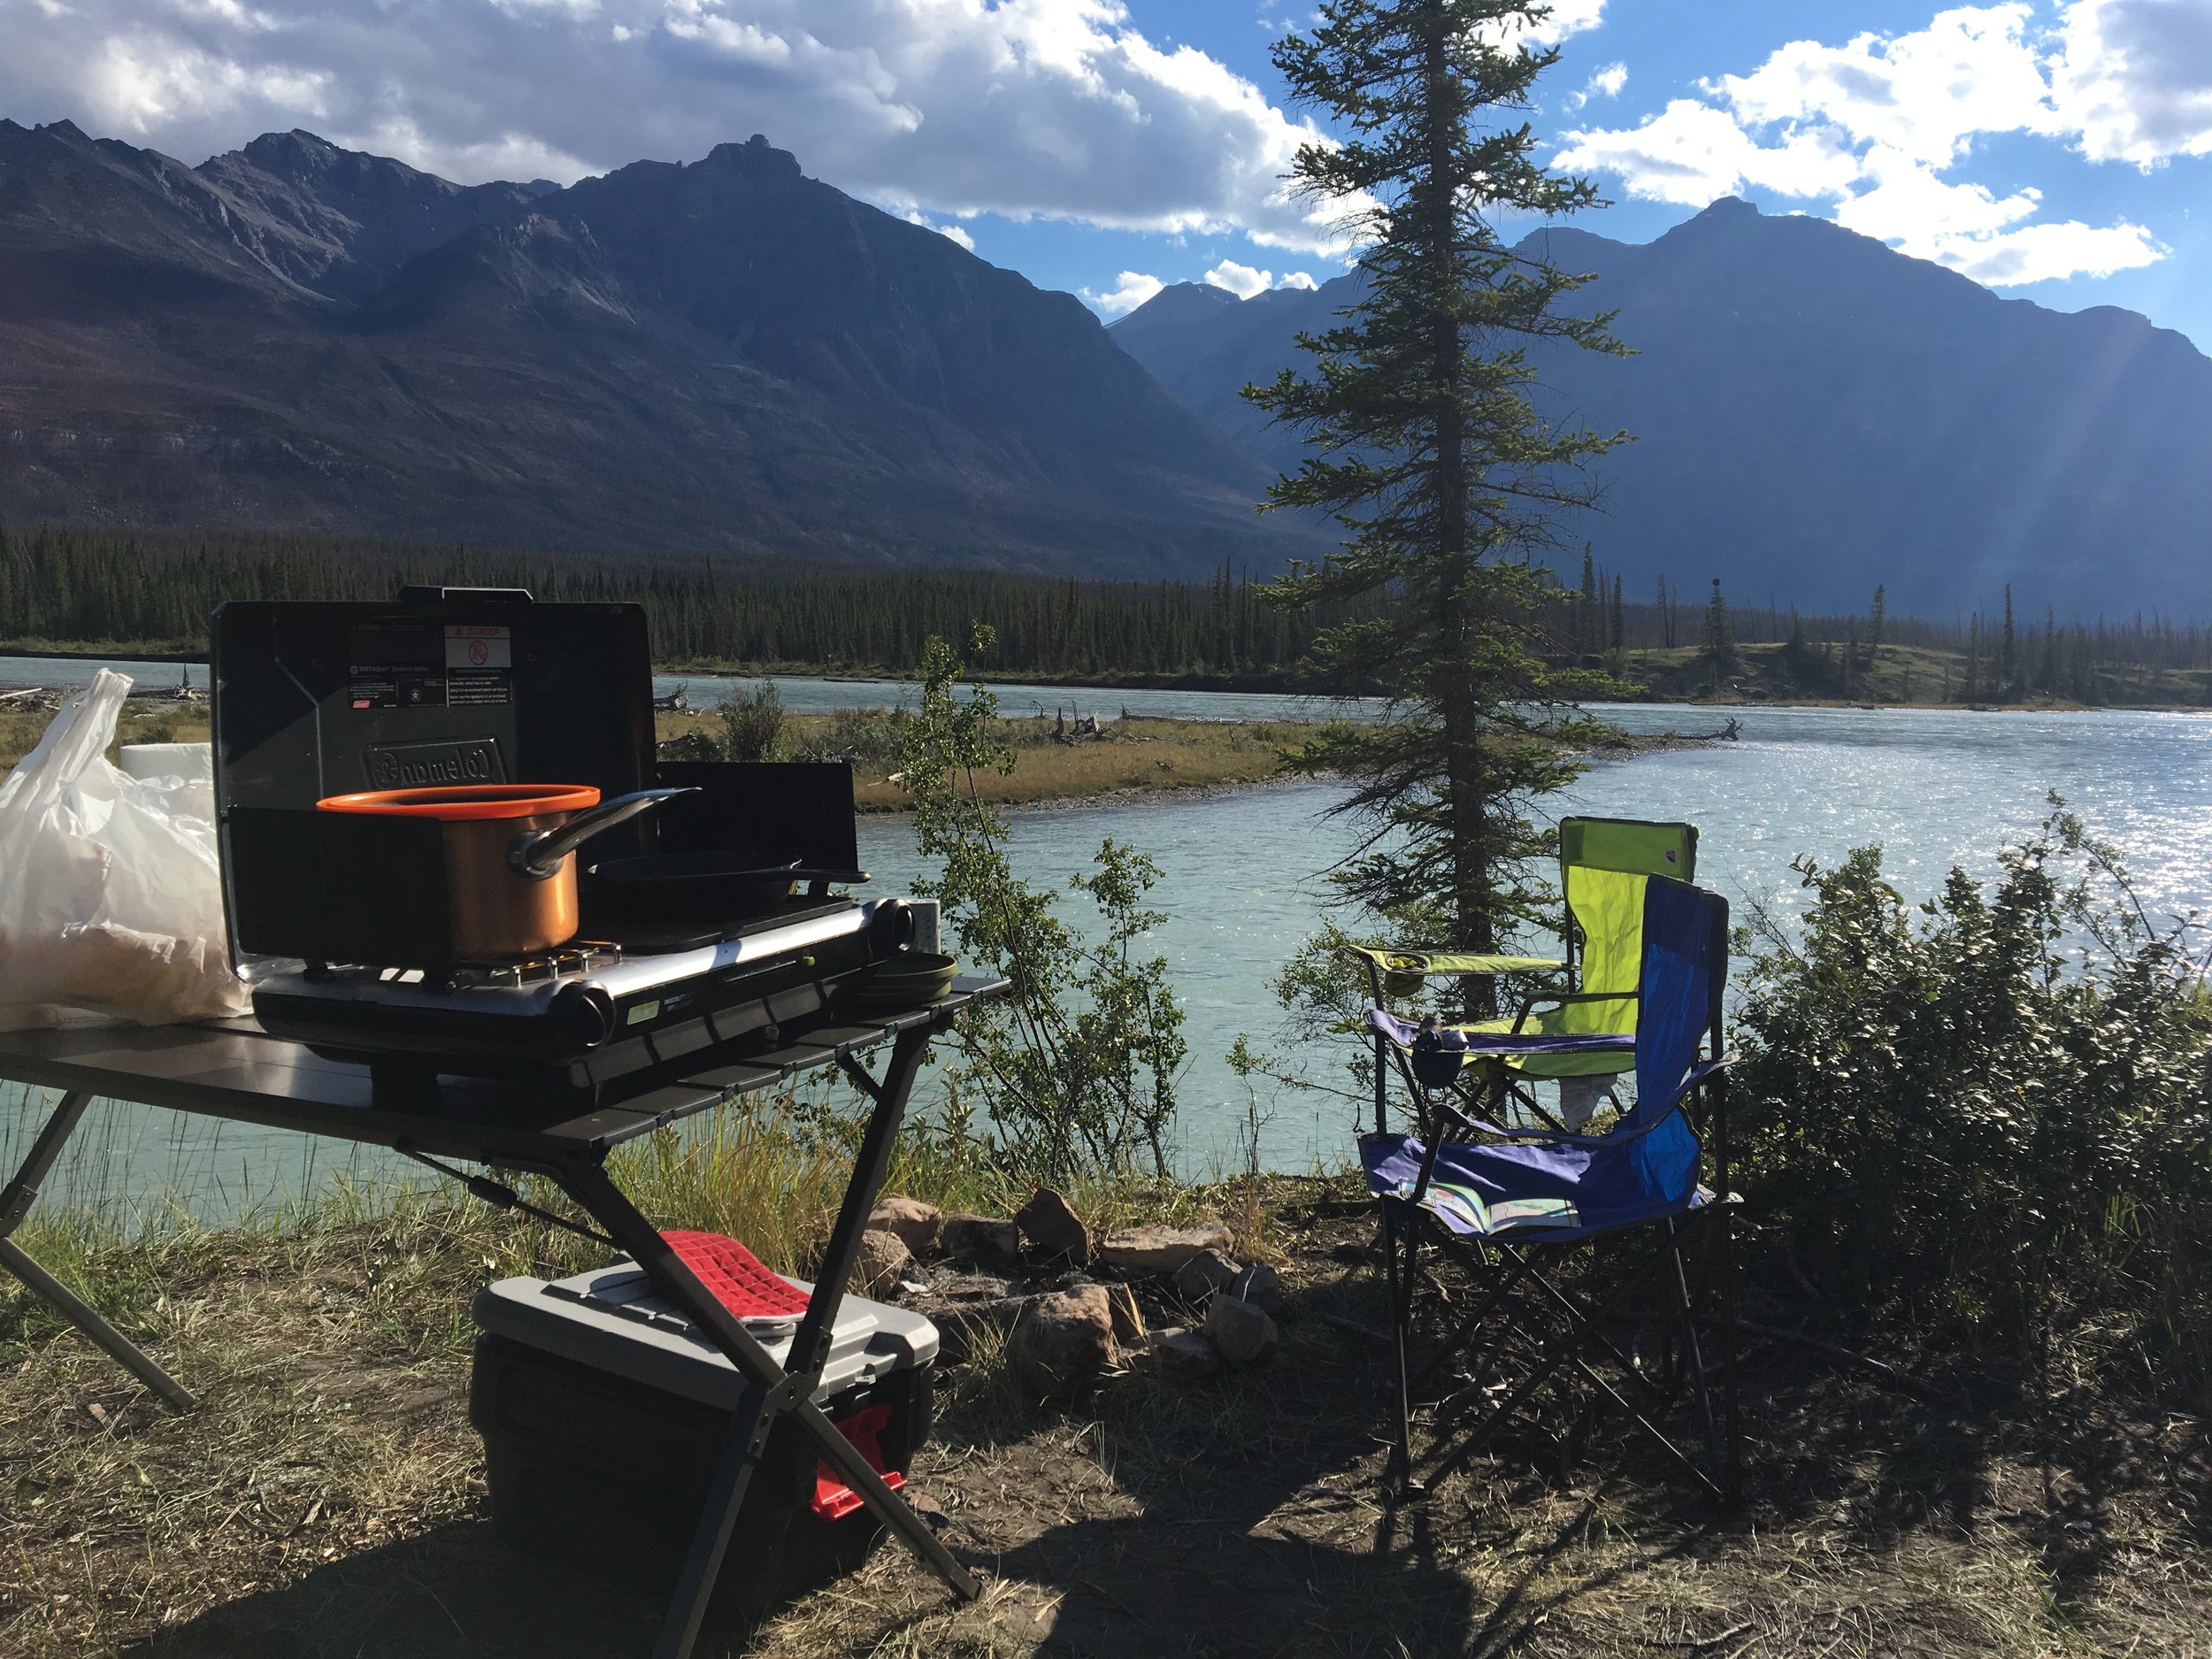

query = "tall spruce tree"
[
  {"left": 1246, "top": 0, "right": 1626, "bottom": 1008},
  {"left": 1701, "top": 578, "right": 1736, "bottom": 689},
  {"left": 2001, "top": 585, "right": 2018, "bottom": 698},
  {"left": 1578, "top": 547, "right": 1600, "bottom": 653}
]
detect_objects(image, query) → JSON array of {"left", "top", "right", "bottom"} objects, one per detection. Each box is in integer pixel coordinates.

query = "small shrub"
[
  {"left": 1733, "top": 802, "right": 2212, "bottom": 1385},
  {"left": 718, "top": 681, "right": 786, "bottom": 761},
  {"left": 898, "top": 628, "right": 1187, "bottom": 1181}
]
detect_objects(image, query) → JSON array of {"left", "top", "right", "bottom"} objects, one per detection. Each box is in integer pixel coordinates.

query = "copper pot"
[{"left": 315, "top": 783, "right": 691, "bottom": 959}]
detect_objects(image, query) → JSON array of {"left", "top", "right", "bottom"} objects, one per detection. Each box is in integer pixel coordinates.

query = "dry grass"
[
  {"left": 860, "top": 716, "right": 1298, "bottom": 812},
  {"left": 0, "top": 699, "right": 1294, "bottom": 814},
  {"left": 652, "top": 707, "right": 1301, "bottom": 811},
  {"left": 1, "top": 1170, "right": 2206, "bottom": 1658},
  {"left": 0, "top": 702, "right": 211, "bottom": 776}
]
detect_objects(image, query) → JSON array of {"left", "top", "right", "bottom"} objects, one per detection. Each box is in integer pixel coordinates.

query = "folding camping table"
[{"left": 0, "top": 976, "right": 1006, "bottom": 1659}]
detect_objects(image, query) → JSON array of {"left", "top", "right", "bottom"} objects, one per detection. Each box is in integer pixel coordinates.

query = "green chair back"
[
  {"left": 1560, "top": 817, "right": 1699, "bottom": 885},
  {"left": 1517, "top": 818, "right": 1698, "bottom": 1078}
]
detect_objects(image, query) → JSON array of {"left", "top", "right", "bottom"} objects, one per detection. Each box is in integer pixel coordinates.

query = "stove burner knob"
[
  {"left": 550, "top": 984, "right": 617, "bottom": 1050},
  {"left": 867, "top": 899, "right": 915, "bottom": 956}
]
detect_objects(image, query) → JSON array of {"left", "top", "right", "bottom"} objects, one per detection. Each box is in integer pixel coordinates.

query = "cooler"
[{"left": 469, "top": 1242, "right": 939, "bottom": 1618}]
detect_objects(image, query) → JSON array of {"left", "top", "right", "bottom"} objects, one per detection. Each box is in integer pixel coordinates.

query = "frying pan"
[{"left": 586, "top": 849, "right": 872, "bottom": 923}]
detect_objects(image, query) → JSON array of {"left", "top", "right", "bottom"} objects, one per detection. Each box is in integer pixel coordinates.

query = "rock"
[
  {"left": 939, "top": 1214, "right": 1022, "bottom": 1267},
  {"left": 1229, "top": 1262, "right": 1286, "bottom": 1317},
  {"left": 849, "top": 1227, "right": 913, "bottom": 1298},
  {"left": 867, "top": 1195, "right": 942, "bottom": 1256},
  {"left": 1005, "top": 1284, "right": 1117, "bottom": 1400},
  {"left": 1097, "top": 1222, "right": 1233, "bottom": 1273},
  {"left": 1203, "top": 1294, "right": 1280, "bottom": 1367},
  {"left": 1105, "top": 1283, "right": 1147, "bottom": 1345},
  {"left": 1141, "top": 1326, "right": 1222, "bottom": 1381},
  {"left": 1014, "top": 1187, "right": 1092, "bottom": 1263},
  {"left": 1171, "top": 1248, "right": 1240, "bottom": 1304}
]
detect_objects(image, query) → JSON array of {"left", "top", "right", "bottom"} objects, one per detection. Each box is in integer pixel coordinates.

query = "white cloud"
[
  {"left": 1083, "top": 269, "right": 1164, "bottom": 315},
  {"left": 1203, "top": 257, "right": 1273, "bottom": 299},
  {"left": 86, "top": 35, "right": 330, "bottom": 136},
  {"left": 1516, "top": 0, "right": 1607, "bottom": 48},
  {"left": 1197, "top": 259, "right": 1325, "bottom": 298},
  {"left": 1562, "top": 59, "right": 1627, "bottom": 113},
  {"left": 2052, "top": 0, "right": 2212, "bottom": 165},
  {"left": 1713, "top": 4, "right": 2060, "bottom": 168},
  {"left": 901, "top": 208, "right": 975, "bottom": 250},
  {"left": 1556, "top": 1, "right": 2188, "bottom": 286},
  {"left": 0, "top": 0, "right": 1357, "bottom": 256}
]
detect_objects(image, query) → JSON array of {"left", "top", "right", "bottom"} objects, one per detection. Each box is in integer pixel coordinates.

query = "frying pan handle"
[{"left": 510, "top": 787, "right": 696, "bottom": 880}]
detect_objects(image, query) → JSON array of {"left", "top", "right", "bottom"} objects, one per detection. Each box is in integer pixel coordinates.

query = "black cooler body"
[{"left": 469, "top": 1263, "right": 938, "bottom": 1619}]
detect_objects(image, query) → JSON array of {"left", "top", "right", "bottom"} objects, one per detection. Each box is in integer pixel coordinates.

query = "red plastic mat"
[
  {"left": 662, "top": 1231, "right": 811, "bottom": 1319},
  {"left": 812, "top": 1403, "right": 904, "bottom": 1520}
]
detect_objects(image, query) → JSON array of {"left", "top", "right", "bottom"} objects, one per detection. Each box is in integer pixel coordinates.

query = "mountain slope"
[
  {"left": 195, "top": 129, "right": 554, "bottom": 301},
  {"left": 0, "top": 122, "right": 1303, "bottom": 576},
  {"left": 1110, "top": 202, "right": 2212, "bottom": 616}
]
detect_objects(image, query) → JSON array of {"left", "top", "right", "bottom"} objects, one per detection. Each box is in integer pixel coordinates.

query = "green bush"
[
  {"left": 898, "top": 629, "right": 1187, "bottom": 1180},
  {"left": 717, "top": 681, "right": 786, "bottom": 761},
  {"left": 1734, "top": 803, "right": 2212, "bottom": 1385}
]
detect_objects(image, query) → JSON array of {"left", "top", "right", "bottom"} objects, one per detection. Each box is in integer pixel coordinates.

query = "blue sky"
[{"left": 5, "top": 1, "right": 2208, "bottom": 345}]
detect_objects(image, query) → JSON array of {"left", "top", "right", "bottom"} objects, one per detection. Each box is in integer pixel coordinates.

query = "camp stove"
[
  {"left": 212, "top": 586, "right": 924, "bottom": 1092},
  {"left": 250, "top": 895, "right": 914, "bottom": 1089}
]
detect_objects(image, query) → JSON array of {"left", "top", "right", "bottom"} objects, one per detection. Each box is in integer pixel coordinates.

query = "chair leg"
[
  {"left": 1424, "top": 1225, "right": 1738, "bottom": 1503},
  {"left": 1663, "top": 1217, "right": 1724, "bottom": 1480},
  {"left": 1716, "top": 1202, "right": 1744, "bottom": 1504},
  {"left": 1409, "top": 1239, "right": 1536, "bottom": 1394},
  {"left": 1377, "top": 1201, "right": 1421, "bottom": 1501}
]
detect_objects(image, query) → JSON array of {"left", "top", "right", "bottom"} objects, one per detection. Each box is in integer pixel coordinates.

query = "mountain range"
[
  {"left": 1111, "top": 201, "right": 2212, "bottom": 617},
  {"left": 4, "top": 115, "right": 2209, "bottom": 614},
  {"left": 0, "top": 119, "right": 1291, "bottom": 576}
]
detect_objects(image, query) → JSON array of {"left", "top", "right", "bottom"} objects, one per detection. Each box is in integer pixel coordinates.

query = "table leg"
[
  {"left": 0, "top": 1091, "right": 194, "bottom": 1411},
  {"left": 552, "top": 1036, "right": 978, "bottom": 1659}
]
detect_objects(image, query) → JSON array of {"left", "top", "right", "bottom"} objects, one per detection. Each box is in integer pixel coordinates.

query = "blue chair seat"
[{"left": 1362, "top": 1132, "right": 1711, "bottom": 1242}]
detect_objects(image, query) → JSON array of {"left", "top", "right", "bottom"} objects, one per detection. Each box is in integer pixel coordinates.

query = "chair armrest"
[{"left": 1461, "top": 1056, "right": 1734, "bottom": 1147}]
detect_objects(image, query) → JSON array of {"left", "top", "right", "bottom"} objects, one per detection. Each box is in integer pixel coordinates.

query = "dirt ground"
[{"left": 2, "top": 1197, "right": 2208, "bottom": 1659}]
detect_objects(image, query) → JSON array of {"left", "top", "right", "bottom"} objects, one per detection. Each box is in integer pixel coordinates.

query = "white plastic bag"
[{"left": 0, "top": 670, "right": 247, "bottom": 1029}]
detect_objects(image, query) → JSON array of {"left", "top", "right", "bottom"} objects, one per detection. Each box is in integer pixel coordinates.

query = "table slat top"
[{"left": 0, "top": 979, "right": 1005, "bottom": 1165}]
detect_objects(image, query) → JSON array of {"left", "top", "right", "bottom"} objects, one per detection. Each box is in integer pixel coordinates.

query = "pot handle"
[{"left": 510, "top": 787, "right": 697, "bottom": 880}]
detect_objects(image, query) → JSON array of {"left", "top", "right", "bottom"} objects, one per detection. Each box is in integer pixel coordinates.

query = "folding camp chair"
[
  {"left": 1360, "top": 874, "right": 1740, "bottom": 1505},
  {"left": 1353, "top": 817, "right": 1697, "bottom": 1132}
]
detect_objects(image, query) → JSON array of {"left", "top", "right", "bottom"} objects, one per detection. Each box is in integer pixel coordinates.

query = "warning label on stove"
[
  {"left": 443, "top": 625, "right": 513, "bottom": 708},
  {"left": 344, "top": 623, "right": 515, "bottom": 709}
]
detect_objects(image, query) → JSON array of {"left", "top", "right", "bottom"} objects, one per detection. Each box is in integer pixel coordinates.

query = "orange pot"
[{"left": 316, "top": 782, "right": 689, "bottom": 959}]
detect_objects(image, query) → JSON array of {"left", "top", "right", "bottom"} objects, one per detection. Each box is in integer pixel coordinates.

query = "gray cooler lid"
[{"left": 472, "top": 1258, "right": 940, "bottom": 1410}]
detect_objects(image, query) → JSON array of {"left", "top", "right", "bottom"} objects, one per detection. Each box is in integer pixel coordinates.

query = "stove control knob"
[{"left": 550, "top": 984, "right": 616, "bottom": 1050}]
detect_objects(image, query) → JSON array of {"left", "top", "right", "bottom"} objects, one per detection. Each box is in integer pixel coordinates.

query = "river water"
[{"left": 4, "top": 661, "right": 2207, "bottom": 1225}]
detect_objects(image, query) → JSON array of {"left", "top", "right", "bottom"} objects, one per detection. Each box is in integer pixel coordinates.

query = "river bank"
[
  {"left": 2, "top": 1163, "right": 2200, "bottom": 1658},
  {"left": 0, "top": 698, "right": 1717, "bottom": 813},
  {"left": 6, "top": 641, "right": 2210, "bottom": 714}
]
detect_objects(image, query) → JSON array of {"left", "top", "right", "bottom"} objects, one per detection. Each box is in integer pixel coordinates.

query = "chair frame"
[
  {"left": 1367, "top": 883, "right": 1741, "bottom": 1509},
  {"left": 1357, "top": 816, "right": 1699, "bottom": 1131}
]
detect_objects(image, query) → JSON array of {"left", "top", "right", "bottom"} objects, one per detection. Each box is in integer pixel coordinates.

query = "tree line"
[
  {"left": 0, "top": 523, "right": 2201, "bottom": 700},
  {"left": 0, "top": 524, "right": 1358, "bottom": 680}
]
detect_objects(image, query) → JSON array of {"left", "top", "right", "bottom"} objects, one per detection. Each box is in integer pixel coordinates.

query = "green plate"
[{"left": 854, "top": 952, "right": 958, "bottom": 1006}]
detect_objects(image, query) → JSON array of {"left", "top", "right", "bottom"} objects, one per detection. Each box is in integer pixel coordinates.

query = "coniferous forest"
[{"left": 2, "top": 523, "right": 2208, "bottom": 703}]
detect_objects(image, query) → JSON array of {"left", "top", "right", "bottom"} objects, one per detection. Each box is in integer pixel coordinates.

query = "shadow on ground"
[{"left": 51, "top": 1192, "right": 2212, "bottom": 1658}]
